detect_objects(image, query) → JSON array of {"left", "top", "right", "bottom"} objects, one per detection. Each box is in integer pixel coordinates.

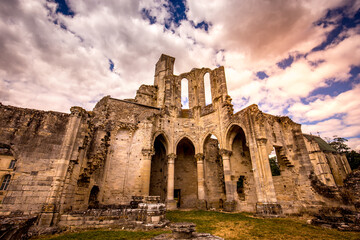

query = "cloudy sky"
[{"left": 0, "top": 0, "right": 359, "bottom": 150}]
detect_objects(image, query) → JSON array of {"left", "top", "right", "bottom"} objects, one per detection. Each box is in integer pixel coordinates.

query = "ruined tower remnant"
[{"left": 0, "top": 54, "right": 352, "bottom": 226}]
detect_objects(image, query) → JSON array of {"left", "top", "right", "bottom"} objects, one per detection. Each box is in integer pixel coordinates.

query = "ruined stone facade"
[{"left": 0, "top": 54, "right": 352, "bottom": 226}]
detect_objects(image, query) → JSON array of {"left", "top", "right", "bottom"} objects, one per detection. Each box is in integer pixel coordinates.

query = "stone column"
[
  {"left": 219, "top": 149, "right": 235, "bottom": 211},
  {"left": 166, "top": 153, "right": 177, "bottom": 209},
  {"left": 141, "top": 149, "right": 155, "bottom": 196},
  {"left": 195, "top": 153, "right": 206, "bottom": 209}
]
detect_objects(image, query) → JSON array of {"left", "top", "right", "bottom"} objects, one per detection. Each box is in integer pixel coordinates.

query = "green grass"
[
  {"left": 34, "top": 211, "right": 360, "bottom": 240},
  {"left": 34, "top": 229, "right": 170, "bottom": 240},
  {"left": 166, "top": 210, "right": 360, "bottom": 240}
]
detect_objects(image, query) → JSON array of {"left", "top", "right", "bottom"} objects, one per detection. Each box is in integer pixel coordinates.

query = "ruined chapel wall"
[
  {"left": 229, "top": 106, "right": 322, "bottom": 213},
  {"left": 0, "top": 104, "right": 73, "bottom": 215},
  {"left": 135, "top": 85, "right": 157, "bottom": 107},
  {"left": 302, "top": 136, "right": 336, "bottom": 186},
  {"left": 260, "top": 114, "right": 321, "bottom": 213},
  {"left": 90, "top": 98, "right": 160, "bottom": 205}
]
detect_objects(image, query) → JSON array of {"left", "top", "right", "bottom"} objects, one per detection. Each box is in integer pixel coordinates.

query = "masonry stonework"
[{"left": 0, "top": 54, "right": 354, "bottom": 227}]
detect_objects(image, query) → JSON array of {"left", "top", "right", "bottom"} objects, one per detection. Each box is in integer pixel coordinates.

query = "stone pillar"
[
  {"left": 219, "top": 149, "right": 235, "bottom": 211},
  {"left": 141, "top": 149, "right": 155, "bottom": 196},
  {"left": 38, "top": 107, "right": 85, "bottom": 226},
  {"left": 195, "top": 153, "right": 206, "bottom": 209},
  {"left": 166, "top": 153, "right": 177, "bottom": 210}
]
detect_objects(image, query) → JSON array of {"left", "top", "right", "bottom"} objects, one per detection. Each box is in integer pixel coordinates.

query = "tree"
[
  {"left": 328, "top": 136, "right": 360, "bottom": 170},
  {"left": 269, "top": 156, "right": 280, "bottom": 176},
  {"left": 346, "top": 150, "right": 360, "bottom": 170},
  {"left": 329, "top": 136, "right": 350, "bottom": 153}
]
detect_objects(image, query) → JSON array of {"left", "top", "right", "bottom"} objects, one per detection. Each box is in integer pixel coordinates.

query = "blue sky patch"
[
  {"left": 305, "top": 65, "right": 359, "bottom": 101},
  {"left": 256, "top": 71, "right": 268, "bottom": 79},
  {"left": 309, "top": 80, "right": 353, "bottom": 98},
  {"left": 50, "top": 0, "right": 75, "bottom": 17},
  {"left": 312, "top": 6, "right": 360, "bottom": 52},
  {"left": 167, "top": 0, "right": 187, "bottom": 27},
  {"left": 277, "top": 55, "right": 294, "bottom": 69},
  {"left": 193, "top": 21, "right": 211, "bottom": 32},
  {"left": 141, "top": 8, "right": 157, "bottom": 24},
  {"left": 109, "top": 59, "right": 114, "bottom": 72}
]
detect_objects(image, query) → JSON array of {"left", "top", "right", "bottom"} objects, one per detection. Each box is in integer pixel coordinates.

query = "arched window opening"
[
  {"left": 0, "top": 174, "right": 11, "bottom": 190},
  {"left": 236, "top": 175, "right": 245, "bottom": 197},
  {"left": 8, "top": 160, "right": 16, "bottom": 169},
  {"left": 204, "top": 73, "right": 212, "bottom": 105},
  {"left": 181, "top": 78, "right": 189, "bottom": 109},
  {"left": 269, "top": 147, "right": 280, "bottom": 176}
]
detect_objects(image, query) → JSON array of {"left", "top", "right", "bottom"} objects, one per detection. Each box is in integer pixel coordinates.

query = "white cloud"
[{"left": 0, "top": 0, "right": 359, "bottom": 149}]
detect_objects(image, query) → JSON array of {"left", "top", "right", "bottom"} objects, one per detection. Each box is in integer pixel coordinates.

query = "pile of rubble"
[
  {"left": 311, "top": 207, "right": 360, "bottom": 231},
  {"left": 152, "top": 222, "right": 223, "bottom": 240}
]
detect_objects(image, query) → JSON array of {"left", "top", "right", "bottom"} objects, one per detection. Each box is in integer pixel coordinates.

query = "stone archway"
[
  {"left": 227, "top": 125, "right": 257, "bottom": 209},
  {"left": 175, "top": 137, "right": 197, "bottom": 208},
  {"left": 150, "top": 134, "right": 168, "bottom": 202}
]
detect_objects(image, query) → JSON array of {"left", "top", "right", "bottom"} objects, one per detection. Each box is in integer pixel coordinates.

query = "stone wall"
[{"left": 0, "top": 104, "right": 69, "bottom": 215}]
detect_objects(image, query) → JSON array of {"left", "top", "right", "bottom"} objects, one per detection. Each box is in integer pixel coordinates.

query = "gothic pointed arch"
[
  {"left": 150, "top": 133, "right": 169, "bottom": 201},
  {"left": 175, "top": 137, "right": 197, "bottom": 208}
]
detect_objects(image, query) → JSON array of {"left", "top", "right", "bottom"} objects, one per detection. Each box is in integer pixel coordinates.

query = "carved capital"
[
  {"left": 195, "top": 153, "right": 204, "bottom": 162},
  {"left": 219, "top": 149, "right": 232, "bottom": 157},
  {"left": 256, "top": 138, "right": 267, "bottom": 145},
  {"left": 167, "top": 153, "right": 177, "bottom": 164},
  {"left": 142, "top": 149, "right": 155, "bottom": 158}
]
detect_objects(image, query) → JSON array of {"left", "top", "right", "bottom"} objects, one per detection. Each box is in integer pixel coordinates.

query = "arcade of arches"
[{"left": 0, "top": 54, "right": 353, "bottom": 226}]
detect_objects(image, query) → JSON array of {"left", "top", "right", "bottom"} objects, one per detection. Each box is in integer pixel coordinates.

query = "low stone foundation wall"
[
  {"left": 59, "top": 197, "right": 167, "bottom": 229},
  {"left": 256, "top": 203, "right": 282, "bottom": 216}
]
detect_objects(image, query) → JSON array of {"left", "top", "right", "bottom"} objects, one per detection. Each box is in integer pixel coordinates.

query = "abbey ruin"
[{"left": 0, "top": 54, "right": 354, "bottom": 227}]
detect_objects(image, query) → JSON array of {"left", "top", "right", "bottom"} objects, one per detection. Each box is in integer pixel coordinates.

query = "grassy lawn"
[
  {"left": 167, "top": 210, "right": 360, "bottom": 240},
  {"left": 35, "top": 210, "right": 360, "bottom": 240},
  {"left": 34, "top": 229, "right": 170, "bottom": 240}
]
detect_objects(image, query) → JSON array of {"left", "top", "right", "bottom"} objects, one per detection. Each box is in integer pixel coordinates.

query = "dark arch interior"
[
  {"left": 150, "top": 134, "right": 168, "bottom": 202},
  {"left": 0, "top": 143, "right": 13, "bottom": 156},
  {"left": 88, "top": 185, "right": 99, "bottom": 209},
  {"left": 229, "top": 126, "right": 256, "bottom": 203},
  {"left": 175, "top": 138, "right": 197, "bottom": 208}
]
